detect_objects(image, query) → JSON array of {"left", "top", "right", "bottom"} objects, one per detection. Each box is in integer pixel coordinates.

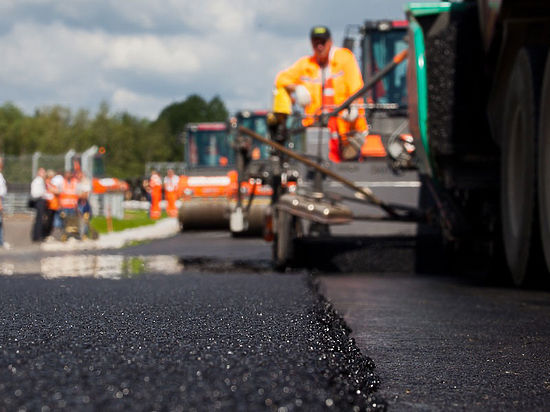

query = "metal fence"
[
  {"left": 2, "top": 154, "right": 34, "bottom": 185},
  {"left": 2, "top": 192, "right": 33, "bottom": 215},
  {"left": 145, "top": 162, "right": 186, "bottom": 176},
  {"left": 1, "top": 152, "right": 126, "bottom": 217},
  {"left": 1, "top": 153, "right": 66, "bottom": 186},
  {"left": 90, "top": 193, "right": 125, "bottom": 220},
  {"left": 32, "top": 152, "right": 66, "bottom": 178}
]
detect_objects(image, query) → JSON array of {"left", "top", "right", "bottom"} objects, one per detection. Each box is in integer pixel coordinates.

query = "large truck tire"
[
  {"left": 538, "top": 53, "right": 550, "bottom": 274},
  {"left": 501, "top": 48, "right": 544, "bottom": 285}
]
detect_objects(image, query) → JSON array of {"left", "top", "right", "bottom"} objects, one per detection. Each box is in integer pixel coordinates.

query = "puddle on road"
[
  {"left": 0, "top": 255, "right": 274, "bottom": 278},
  {"left": 0, "top": 255, "right": 183, "bottom": 279}
]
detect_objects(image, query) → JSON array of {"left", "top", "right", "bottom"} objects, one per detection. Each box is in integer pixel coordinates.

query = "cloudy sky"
[{"left": 0, "top": 0, "right": 413, "bottom": 120}]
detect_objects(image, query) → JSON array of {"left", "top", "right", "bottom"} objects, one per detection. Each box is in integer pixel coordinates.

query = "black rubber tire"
[
  {"left": 500, "top": 48, "right": 540, "bottom": 286},
  {"left": 538, "top": 53, "right": 550, "bottom": 273}
]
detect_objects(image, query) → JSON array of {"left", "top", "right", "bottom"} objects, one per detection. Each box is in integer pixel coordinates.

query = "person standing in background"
[
  {"left": 59, "top": 170, "right": 79, "bottom": 217},
  {"left": 30, "top": 167, "right": 47, "bottom": 242},
  {"left": 76, "top": 170, "right": 92, "bottom": 239},
  {"left": 149, "top": 170, "right": 162, "bottom": 219},
  {"left": 43, "top": 169, "right": 59, "bottom": 238},
  {"left": 142, "top": 177, "right": 151, "bottom": 202},
  {"left": 0, "top": 158, "right": 8, "bottom": 249},
  {"left": 163, "top": 169, "right": 180, "bottom": 218},
  {"left": 50, "top": 170, "right": 65, "bottom": 237}
]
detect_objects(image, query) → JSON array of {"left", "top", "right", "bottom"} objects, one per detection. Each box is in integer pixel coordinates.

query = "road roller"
[{"left": 177, "top": 122, "right": 238, "bottom": 230}]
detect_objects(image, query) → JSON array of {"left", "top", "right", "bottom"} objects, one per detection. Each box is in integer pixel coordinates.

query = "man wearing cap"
[{"left": 274, "top": 25, "right": 368, "bottom": 162}]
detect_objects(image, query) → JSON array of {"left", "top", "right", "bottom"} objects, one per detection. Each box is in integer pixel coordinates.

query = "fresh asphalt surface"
[
  {"left": 0, "top": 265, "right": 382, "bottom": 411},
  {"left": 3, "top": 230, "right": 550, "bottom": 411},
  {"left": 2, "top": 161, "right": 550, "bottom": 410},
  {"left": 320, "top": 273, "right": 550, "bottom": 411}
]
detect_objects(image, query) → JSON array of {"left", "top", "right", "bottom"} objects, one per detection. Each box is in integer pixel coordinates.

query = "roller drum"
[{"left": 178, "top": 198, "right": 229, "bottom": 230}]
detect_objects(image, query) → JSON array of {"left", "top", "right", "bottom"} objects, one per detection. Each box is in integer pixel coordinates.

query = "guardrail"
[
  {"left": 2, "top": 196, "right": 181, "bottom": 216},
  {"left": 2, "top": 193, "right": 33, "bottom": 215}
]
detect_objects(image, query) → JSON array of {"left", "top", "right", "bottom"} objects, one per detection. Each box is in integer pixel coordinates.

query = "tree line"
[{"left": 0, "top": 95, "right": 229, "bottom": 180}]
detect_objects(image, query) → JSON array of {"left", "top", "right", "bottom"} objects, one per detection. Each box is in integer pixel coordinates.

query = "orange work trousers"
[
  {"left": 150, "top": 188, "right": 162, "bottom": 219},
  {"left": 165, "top": 190, "right": 178, "bottom": 217}
]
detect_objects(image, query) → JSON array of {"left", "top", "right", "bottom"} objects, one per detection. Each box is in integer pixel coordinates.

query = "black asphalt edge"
[
  {"left": 292, "top": 234, "right": 447, "bottom": 274},
  {"left": 307, "top": 274, "right": 387, "bottom": 411}
]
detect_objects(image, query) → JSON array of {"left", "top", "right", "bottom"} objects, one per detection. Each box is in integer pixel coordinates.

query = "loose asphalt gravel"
[{"left": 0, "top": 272, "right": 384, "bottom": 411}]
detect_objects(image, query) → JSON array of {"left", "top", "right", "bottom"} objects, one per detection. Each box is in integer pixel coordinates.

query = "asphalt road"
[
  {"left": 319, "top": 272, "right": 550, "bottom": 411},
  {"left": 3, "top": 229, "right": 550, "bottom": 411},
  {"left": 0, "top": 269, "right": 383, "bottom": 411},
  {"left": 2, "top": 158, "right": 550, "bottom": 410}
]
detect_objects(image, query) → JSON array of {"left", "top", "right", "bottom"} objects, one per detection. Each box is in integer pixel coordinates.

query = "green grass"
[{"left": 90, "top": 209, "right": 168, "bottom": 234}]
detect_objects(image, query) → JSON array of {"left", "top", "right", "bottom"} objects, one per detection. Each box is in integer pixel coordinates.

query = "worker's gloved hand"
[
  {"left": 294, "top": 85, "right": 311, "bottom": 107},
  {"left": 341, "top": 106, "right": 359, "bottom": 122}
]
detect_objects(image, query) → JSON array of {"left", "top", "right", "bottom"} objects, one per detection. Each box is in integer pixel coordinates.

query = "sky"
[{"left": 0, "top": 0, "right": 413, "bottom": 121}]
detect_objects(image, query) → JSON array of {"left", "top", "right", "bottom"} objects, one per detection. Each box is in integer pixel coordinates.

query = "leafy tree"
[
  {"left": 207, "top": 96, "right": 229, "bottom": 121},
  {"left": 0, "top": 94, "right": 230, "bottom": 179},
  {"left": 155, "top": 94, "right": 229, "bottom": 160}
]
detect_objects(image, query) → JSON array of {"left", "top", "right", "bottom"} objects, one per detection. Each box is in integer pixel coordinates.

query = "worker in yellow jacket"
[{"left": 274, "top": 26, "right": 368, "bottom": 162}]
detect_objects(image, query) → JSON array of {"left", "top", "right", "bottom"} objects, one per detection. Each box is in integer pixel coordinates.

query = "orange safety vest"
[
  {"left": 163, "top": 175, "right": 179, "bottom": 192},
  {"left": 45, "top": 180, "right": 59, "bottom": 210},
  {"left": 275, "top": 47, "right": 368, "bottom": 161},
  {"left": 59, "top": 178, "right": 79, "bottom": 209},
  {"left": 164, "top": 175, "right": 179, "bottom": 218}
]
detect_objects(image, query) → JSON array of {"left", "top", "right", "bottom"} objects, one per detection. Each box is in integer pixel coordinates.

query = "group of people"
[
  {"left": 0, "top": 24, "right": 365, "bottom": 249},
  {"left": 30, "top": 168, "right": 92, "bottom": 242},
  {"left": 144, "top": 169, "right": 180, "bottom": 219}
]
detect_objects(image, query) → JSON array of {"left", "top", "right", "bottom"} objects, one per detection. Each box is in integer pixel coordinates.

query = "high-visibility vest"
[
  {"left": 45, "top": 180, "right": 59, "bottom": 210},
  {"left": 164, "top": 175, "right": 180, "bottom": 192},
  {"left": 59, "top": 178, "right": 79, "bottom": 209},
  {"left": 275, "top": 46, "right": 368, "bottom": 136},
  {"left": 150, "top": 174, "right": 162, "bottom": 196}
]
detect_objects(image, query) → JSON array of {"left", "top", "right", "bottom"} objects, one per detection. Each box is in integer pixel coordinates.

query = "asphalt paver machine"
[{"left": 236, "top": 49, "right": 425, "bottom": 270}]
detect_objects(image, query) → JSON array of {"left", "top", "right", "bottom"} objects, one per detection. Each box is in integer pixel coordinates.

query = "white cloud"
[
  {"left": 0, "top": 0, "right": 411, "bottom": 119},
  {"left": 103, "top": 36, "right": 203, "bottom": 75},
  {"left": 111, "top": 88, "right": 165, "bottom": 118}
]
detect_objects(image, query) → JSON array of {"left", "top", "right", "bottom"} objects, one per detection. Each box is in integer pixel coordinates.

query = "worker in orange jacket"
[
  {"left": 274, "top": 26, "right": 368, "bottom": 162},
  {"left": 59, "top": 170, "right": 79, "bottom": 214},
  {"left": 163, "top": 169, "right": 180, "bottom": 218},
  {"left": 149, "top": 170, "right": 162, "bottom": 219}
]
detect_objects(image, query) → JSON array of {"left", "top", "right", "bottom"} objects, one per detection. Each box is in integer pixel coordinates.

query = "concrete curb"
[{"left": 40, "top": 218, "right": 180, "bottom": 252}]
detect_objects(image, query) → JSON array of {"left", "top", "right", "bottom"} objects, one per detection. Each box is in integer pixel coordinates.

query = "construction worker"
[
  {"left": 43, "top": 169, "right": 60, "bottom": 238},
  {"left": 30, "top": 167, "right": 47, "bottom": 242},
  {"left": 76, "top": 170, "right": 92, "bottom": 239},
  {"left": 50, "top": 170, "right": 65, "bottom": 237},
  {"left": 0, "top": 158, "right": 8, "bottom": 249},
  {"left": 163, "top": 169, "right": 179, "bottom": 218},
  {"left": 149, "top": 170, "right": 162, "bottom": 219},
  {"left": 274, "top": 25, "right": 368, "bottom": 162},
  {"left": 59, "top": 170, "right": 79, "bottom": 227}
]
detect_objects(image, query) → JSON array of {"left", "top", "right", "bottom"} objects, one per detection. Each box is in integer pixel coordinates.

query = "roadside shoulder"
[{"left": 40, "top": 217, "right": 180, "bottom": 252}]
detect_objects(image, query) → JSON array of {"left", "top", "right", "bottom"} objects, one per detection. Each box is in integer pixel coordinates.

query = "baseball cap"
[{"left": 310, "top": 26, "right": 331, "bottom": 40}]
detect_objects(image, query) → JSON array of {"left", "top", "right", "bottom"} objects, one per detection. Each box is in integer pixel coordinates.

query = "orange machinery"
[{"left": 176, "top": 122, "right": 237, "bottom": 230}]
